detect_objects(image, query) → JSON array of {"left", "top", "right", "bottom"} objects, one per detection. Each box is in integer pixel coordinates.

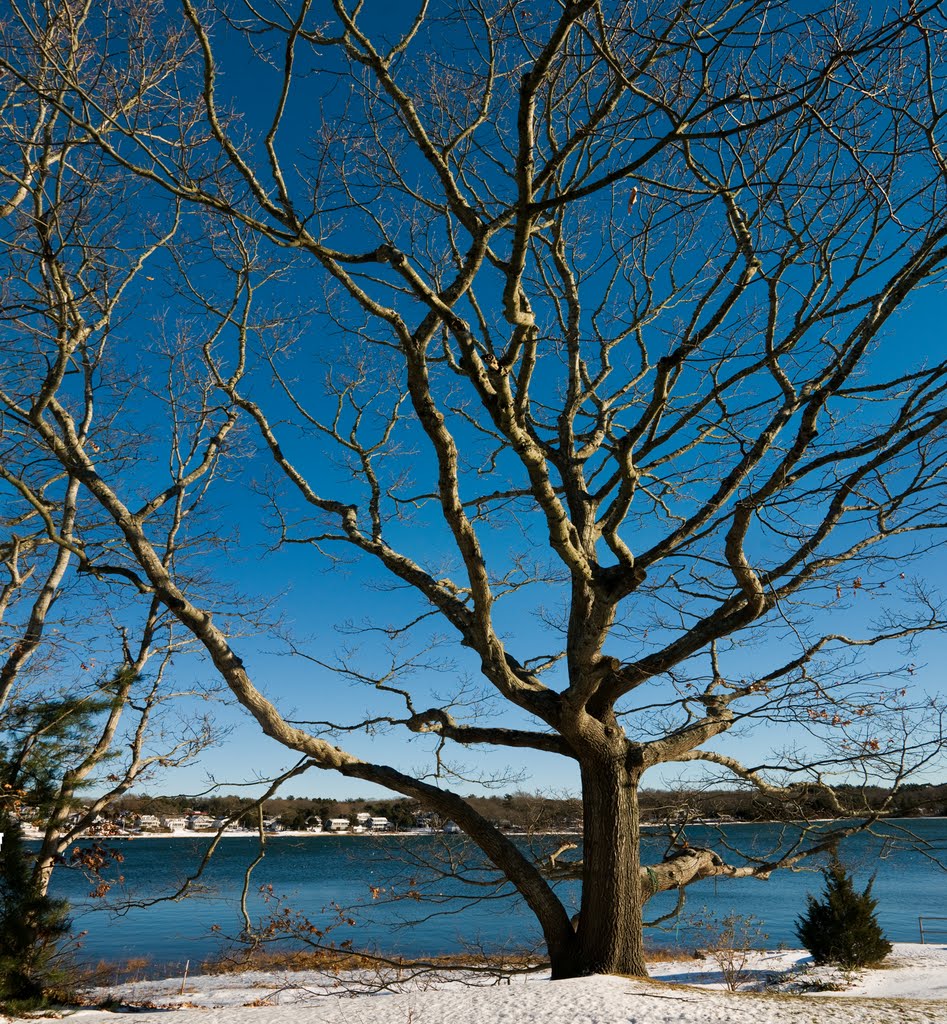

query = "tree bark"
[{"left": 557, "top": 755, "right": 647, "bottom": 979}]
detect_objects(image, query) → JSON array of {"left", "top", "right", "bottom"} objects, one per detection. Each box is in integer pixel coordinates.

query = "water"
[{"left": 41, "top": 819, "right": 947, "bottom": 972}]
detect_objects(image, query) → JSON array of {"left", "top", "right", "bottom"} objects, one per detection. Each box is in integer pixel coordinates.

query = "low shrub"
[{"left": 690, "top": 910, "right": 768, "bottom": 991}]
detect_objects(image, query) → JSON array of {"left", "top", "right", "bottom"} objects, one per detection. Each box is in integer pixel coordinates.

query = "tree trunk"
[
  {"left": 553, "top": 756, "right": 647, "bottom": 979},
  {"left": 32, "top": 849, "right": 56, "bottom": 897}
]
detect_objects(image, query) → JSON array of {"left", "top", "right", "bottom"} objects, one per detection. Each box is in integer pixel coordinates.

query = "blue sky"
[
  {"left": 147, "top": 283, "right": 947, "bottom": 802},
  {"left": 32, "top": 0, "right": 944, "bottom": 803}
]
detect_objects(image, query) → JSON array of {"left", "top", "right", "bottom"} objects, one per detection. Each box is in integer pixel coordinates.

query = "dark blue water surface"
[{"left": 41, "top": 819, "right": 947, "bottom": 972}]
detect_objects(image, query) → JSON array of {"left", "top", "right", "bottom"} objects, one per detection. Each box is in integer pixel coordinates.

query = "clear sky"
[
  {"left": 142, "top": 280, "right": 947, "bottom": 802},
  {"left": 9, "top": 0, "right": 945, "bottom": 805}
]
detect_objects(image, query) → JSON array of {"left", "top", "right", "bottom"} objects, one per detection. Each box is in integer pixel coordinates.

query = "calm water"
[{"left": 41, "top": 819, "right": 947, "bottom": 971}]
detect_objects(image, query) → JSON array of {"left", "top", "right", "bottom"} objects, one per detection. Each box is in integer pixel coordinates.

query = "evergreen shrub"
[{"left": 795, "top": 856, "right": 892, "bottom": 969}]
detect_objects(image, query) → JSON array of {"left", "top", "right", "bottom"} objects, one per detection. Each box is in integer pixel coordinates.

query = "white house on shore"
[
  {"left": 325, "top": 817, "right": 351, "bottom": 832},
  {"left": 212, "top": 817, "right": 245, "bottom": 831},
  {"left": 353, "top": 812, "right": 392, "bottom": 831}
]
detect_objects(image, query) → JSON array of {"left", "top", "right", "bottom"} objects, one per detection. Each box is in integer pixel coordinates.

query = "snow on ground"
[
  {"left": 4, "top": 943, "right": 946, "bottom": 1023},
  {"left": 648, "top": 942, "right": 947, "bottom": 1000}
]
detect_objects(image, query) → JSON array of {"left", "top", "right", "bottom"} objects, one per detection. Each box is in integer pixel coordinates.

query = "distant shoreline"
[
  {"left": 21, "top": 827, "right": 582, "bottom": 841},
  {"left": 21, "top": 815, "right": 947, "bottom": 843}
]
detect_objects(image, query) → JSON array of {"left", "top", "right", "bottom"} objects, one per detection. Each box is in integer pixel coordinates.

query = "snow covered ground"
[{"left": 5, "top": 943, "right": 945, "bottom": 1023}]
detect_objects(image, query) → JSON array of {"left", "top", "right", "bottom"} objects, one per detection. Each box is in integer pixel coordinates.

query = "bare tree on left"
[{"left": 0, "top": 10, "right": 219, "bottom": 1000}]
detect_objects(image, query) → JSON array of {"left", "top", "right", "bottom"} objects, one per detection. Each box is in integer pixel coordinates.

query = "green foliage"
[
  {"left": 0, "top": 688, "right": 123, "bottom": 821},
  {"left": 0, "top": 819, "right": 74, "bottom": 1011},
  {"left": 795, "top": 856, "right": 892, "bottom": 969},
  {"left": 0, "top": 677, "right": 131, "bottom": 1010}
]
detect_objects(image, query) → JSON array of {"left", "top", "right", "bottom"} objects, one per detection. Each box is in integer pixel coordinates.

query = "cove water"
[{"left": 40, "top": 818, "right": 947, "bottom": 972}]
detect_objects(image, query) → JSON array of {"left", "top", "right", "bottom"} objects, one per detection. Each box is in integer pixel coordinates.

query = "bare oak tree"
[
  {"left": 3, "top": 0, "right": 947, "bottom": 978},
  {"left": 0, "top": 3, "right": 217, "bottom": 913}
]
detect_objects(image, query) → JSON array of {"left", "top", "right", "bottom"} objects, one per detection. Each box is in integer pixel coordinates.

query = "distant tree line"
[{"left": 71, "top": 782, "right": 947, "bottom": 833}]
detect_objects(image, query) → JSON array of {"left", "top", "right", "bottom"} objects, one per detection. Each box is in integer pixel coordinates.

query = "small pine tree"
[
  {"left": 0, "top": 818, "right": 73, "bottom": 1010},
  {"left": 0, "top": 688, "right": 119, "bottom": 1011},
  {"left": 795, "top": 855, "right": 892, "bottom": 969}
]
